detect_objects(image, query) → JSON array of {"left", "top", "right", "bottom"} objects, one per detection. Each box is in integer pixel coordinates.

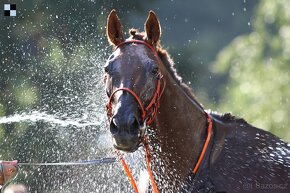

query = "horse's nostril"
[
  {"left": 110, "top": 114, "right": 140, "bottom": 135},
  {"left": 127, "top": 114, "right": 136, "bottom": 126},
  {"left": 129, "top": 117, "right": 140, "bottom": 135},
  {"left": 110, "top": 118, "right": 119, "bottom": 135}
]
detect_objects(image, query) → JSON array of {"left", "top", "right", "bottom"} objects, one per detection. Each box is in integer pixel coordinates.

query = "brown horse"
[{"left": 104, "top": 10, "right": 290, "bottom": 193}]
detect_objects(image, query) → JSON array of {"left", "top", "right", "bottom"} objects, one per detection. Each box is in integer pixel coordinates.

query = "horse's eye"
[
  {"left": 104, "top": 66, "right": 109, "bottom": 73},
  {"left": 104, "top": 63, "right": 113, "bottom": 74},
  {"left": 152, "top": 66, "right": 159, "bottom": 75},
  {"left": 109, "top": 54, "right": 114, "bottom": 60}
]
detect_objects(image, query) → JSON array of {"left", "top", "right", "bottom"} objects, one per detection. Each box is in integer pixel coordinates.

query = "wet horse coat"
[{"left": 104, "top": 10, "right": 290, "bottom": 193}]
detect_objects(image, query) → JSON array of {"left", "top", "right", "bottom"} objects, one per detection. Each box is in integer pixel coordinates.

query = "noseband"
[{"left": 106, "top": 40, "right": 166, "bottom": 126}]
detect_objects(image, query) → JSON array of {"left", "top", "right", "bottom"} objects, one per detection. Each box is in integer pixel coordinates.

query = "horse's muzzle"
[
  {"left": 110, "top": 113, "right": 142, "bottom": 152},
  {"left": 112, "top": 133, "right": 140, "bottom": 152}
]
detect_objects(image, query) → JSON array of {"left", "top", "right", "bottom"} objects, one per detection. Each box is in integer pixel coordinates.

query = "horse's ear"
[
  {"left": 106, "top": 9, "right": 124, "bottom": 46},
  {"left": 145, "top": 11, "right": 161, "bottom": 45}
]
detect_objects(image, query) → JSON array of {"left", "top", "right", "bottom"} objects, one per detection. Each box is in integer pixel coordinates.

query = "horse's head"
[{"left": 104, "top": 10, "right": 163, "bottom": 152}]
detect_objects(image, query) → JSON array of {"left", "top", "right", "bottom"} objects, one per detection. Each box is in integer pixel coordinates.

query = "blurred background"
[{"left": 0, "top": 0, "right": 289, "bottom": 192}]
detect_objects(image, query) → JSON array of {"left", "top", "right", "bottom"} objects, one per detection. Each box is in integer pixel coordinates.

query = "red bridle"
[
  {"left": 105, "top": 40, "right": 165, "bottom": 193},
  {"left": 106, "top": 40, "right": 166, "bottom": 126}
]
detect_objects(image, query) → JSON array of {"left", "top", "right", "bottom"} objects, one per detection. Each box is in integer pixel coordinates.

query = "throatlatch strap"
[{"left": 193, "top": 113, "right": 213, "bottom": 174}]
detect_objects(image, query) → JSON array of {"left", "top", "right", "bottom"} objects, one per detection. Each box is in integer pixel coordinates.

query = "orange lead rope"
[
  {"left": 119, "top": 157, "right": 140, "bottom": 193},
  {"left": 144, "top": 137, "right": 159, "bottom": 193},
  {"left": 119, "top": 113, "right": 213, "bottom": 193},
  {"left": 117, "top": 139, "right": 159, "bottom": 193},
  {"left": 193, "top": 113, "right": 213, "bottom": 174}
]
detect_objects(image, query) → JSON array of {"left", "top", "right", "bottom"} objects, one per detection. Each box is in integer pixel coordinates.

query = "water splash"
[
  {"left": 0, "top": 111, "right": 101, "bottom": 127},
  {"left": 0, "top": 46, "right": 143, "bottom": 193}
]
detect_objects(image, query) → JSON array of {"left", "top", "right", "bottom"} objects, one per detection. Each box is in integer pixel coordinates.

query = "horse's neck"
[{"left": 150, "top": 70, "right": 207, "bottom": 189}]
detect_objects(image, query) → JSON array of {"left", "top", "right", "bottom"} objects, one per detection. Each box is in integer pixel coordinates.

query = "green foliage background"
[
  {"left": 213, "top": 0, "right": 290, "bottom": 141},
  {"left": 0, "top": 0, "right": 289, "bottom": 192}
]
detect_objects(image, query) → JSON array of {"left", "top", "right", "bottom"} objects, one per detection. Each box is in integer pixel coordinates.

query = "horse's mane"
[
  {"left": 128, "top": 29, "right": 203, "bottom": 109},
  {"left": 211, "top": 112, "right": 249, "bottom": 125}
]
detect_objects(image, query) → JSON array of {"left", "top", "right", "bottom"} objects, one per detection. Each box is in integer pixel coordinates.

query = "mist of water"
[{"left": 0, "top": 48, "right": 146, "bottom": 193}]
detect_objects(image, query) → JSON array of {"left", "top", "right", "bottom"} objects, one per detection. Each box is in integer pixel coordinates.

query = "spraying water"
[
  {"left": 0, "top": 2, "right": 150, "bottom": 191},
  {"left": 0, "top": 32, "right": 146, "bottom": 192}
]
